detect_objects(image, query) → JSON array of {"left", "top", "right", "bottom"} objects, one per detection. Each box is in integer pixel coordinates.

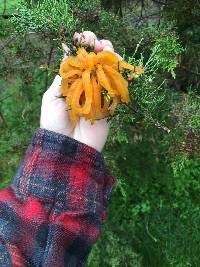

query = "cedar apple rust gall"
[{"left": 59, "top": 47, "right": 144, "bottom": 125}]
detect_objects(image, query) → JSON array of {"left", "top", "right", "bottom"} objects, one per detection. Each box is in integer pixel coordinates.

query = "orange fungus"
[{"left": 59, "top": 47, "right": 144, "bottom": 126}]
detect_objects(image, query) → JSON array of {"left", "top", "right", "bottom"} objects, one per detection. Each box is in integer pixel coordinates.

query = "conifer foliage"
[{"left": 0, "top": 0, "right": 199, "bottom": 266}]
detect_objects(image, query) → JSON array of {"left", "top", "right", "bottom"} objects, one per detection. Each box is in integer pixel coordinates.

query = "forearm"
[{"left": 0, "top": 128, "right": 115, "bottom": 267}]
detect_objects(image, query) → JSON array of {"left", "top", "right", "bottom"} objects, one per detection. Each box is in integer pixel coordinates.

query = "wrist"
[{"left": 37, "top": 128, "right": 103, "bottom": 159}]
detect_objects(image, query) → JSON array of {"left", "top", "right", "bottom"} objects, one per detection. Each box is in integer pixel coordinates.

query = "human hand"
[
  {"left": 40, "top": 75, "right": 109, "bottom": 152},
  {"left": 40, "top": 31, "right": 117, "bottom": 152}
]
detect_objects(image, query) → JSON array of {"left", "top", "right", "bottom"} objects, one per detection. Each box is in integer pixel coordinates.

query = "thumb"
[
  {"left": 62, "top": 43, "right": 71, "bottom": 61},
  {"left": 43, "top": 75, "right": 62, "bottom": 102}
]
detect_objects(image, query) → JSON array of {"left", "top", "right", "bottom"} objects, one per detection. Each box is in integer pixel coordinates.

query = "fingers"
[
  {"left": 73, "top": 30, "right": 123, "bottom": 60},
  {"left": 103, "top": 45, "right": 114, "bottom": 52},
  {"left": 62, "top": 43, "right": 71, "bottom": 54},
  {"left": 100, "top": 40, "right": 114, "bottom": 50},
  {"left": 73, "top": 31, "right": 97, "bottom": 47},
  {"left": 72, "top": 30, "right": 115, "bottom": 54},
  {"left": 95, "top": 39, "right": 114, "bottom": 53},
  {"left": 62, "top": 43, "right": 71, "bottom": 62},
  {"left": 103, "top": 43, "right": 123, "bottom": 61},
  {"left": 114, "top": 52, "right": 123, "bottom": 61},
  {"left": 72, "top": 30, "right": 123, "bottom": 62}
]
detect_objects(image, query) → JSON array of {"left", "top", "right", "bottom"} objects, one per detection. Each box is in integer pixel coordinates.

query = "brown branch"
[
  {"left": 153, "top": 120, "right": 171, "bottom": 133},
  {"left": 152, "top": 0, "right": 168, "bottom": 5},
  {"left": 45, "top": 40, "right": 54, "bottom": 89},
  {"left": 0, "top": 93, "right": 14, "bottom": 103},
  {"left": 134, "top": 13, "right": 161, "bottom": 24},
  {"left": 181, "top": 65, "right": 200, "bottom": 76},
  {"left": 0, "top": 35, "right": 18, "bottom": 53},
  {"left": 128, "top": 104, "right": 171, "bottom": 133},
  {"left": 0, "top": 14, "right": 19, "bottom": 19},
  {"left": 105, "top": 102, "right": 171, "bottom": 133},
  {"left": 140, "top": 0, "right": 145, "bottom": 17},
  {"left": 2, "top": 0, "right": 7, "bottom": 16},
  {"left": 1, "top": 64, "right": 34, "bottom": 71},
  {"left": 0, "top": 111, "right": 8, "bottom": 128}
]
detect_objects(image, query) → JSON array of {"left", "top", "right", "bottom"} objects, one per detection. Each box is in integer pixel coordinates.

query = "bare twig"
[
  {"left": 0, "top": 94, "right": 15, "bottom": 103},
  {"left": 152, "top": 0, "right": 168, "bottom": 5},
  {"left": 140, "top": 0, "right": 144, "bottom": 17},
  {"left": 181, "top": 65, "right": 200, "bottom": 76},
  {"left": 44, "top": 40, "right": 54, "bottom": 89},
  {"left": 2, "top": 0, "right": 7, "bottom": 16},
  {"left": 0, "top": 111, "right": 8, "bottom": 128},
  {"left": 128, "top": 104, "right": 171, "bottom": 133},
  {"left": 0, "top": 35, "right": 18, "bottom": 53}
]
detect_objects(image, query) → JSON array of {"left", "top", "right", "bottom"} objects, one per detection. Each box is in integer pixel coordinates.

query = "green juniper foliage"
[
  {"left": 12, "top": 0, "right": 77, "bottom": 34},
  {"left": 0, "top": 0, "right": 200, "bottom": 266}
]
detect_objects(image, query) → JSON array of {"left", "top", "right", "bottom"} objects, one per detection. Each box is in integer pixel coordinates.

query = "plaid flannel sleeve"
[{"left": 0, "top": 128, "right": 116, "bottom": 267}]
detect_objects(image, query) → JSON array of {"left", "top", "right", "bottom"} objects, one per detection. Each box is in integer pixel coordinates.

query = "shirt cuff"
[
  {"left": 12, "top": 128, "right": 116, "bottom": 222},
  {"left": 32, "top": 128, "right": 106, "bottom": 170}
]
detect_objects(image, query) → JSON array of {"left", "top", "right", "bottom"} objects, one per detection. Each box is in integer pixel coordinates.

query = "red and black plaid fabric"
[{"left": 0, "top": 128, "right": 116, "bottom": 266}]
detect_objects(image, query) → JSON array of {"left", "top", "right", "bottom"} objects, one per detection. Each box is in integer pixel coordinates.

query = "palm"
[
  {"left": 40, "top": 77, "right": 74, "bottom": 137},
  {"left": 72, "top": 117, "right": 109, "bottom": 151},
  {"left": 40, "top": 76, "right": 109, "bottom": 151}
]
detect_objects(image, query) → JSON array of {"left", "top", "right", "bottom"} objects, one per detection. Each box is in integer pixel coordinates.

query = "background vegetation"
[{"left": 0, "top": 0, "right": 200, "bottom": 266}]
